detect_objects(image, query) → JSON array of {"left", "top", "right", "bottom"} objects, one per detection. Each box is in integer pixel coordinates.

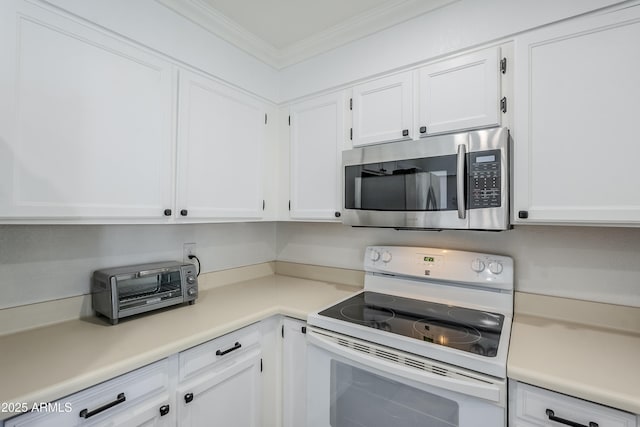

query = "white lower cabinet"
[
  {"left": 4, "top": 319, "right": 307, "bottom": 427},
  {"left": 509, "top": 380, "right": 636, "bottom": 427},
  {"left": 282, "top": 318, "right": 308, "bottom": 427},
  {"left": 4, "top": 360, "right": 172, "bottom": 427},
  {"left": 177, "top": 324, "right": 262, "bottom": 426}
]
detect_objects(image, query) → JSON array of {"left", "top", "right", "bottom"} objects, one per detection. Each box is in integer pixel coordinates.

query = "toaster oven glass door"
[{"left": 116, "top": 269, "right": 183, "bottom": 311}]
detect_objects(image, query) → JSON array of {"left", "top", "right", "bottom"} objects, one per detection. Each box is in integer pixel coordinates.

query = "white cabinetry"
[
  {"left": 509, "top": 380, "right": 636, "bottom": 427},
  {"left": 176, "top": 70, "right": 268, "bottom": 221},
  {"left": 513, "top": 4, "right": 640, "bottom": 225},
  {"left": 282, "top": 318, "right": 307, "bottom": 427},
  {"left": 0, "top": 1, "right": 174, "bottom": 221},
  {"left": 351, "top": 71, "right": 414, "bottom": 146},
  {"left": 418, "top": 47, "right": 501, "bottom": 136},
  {"left": 4, "top": 360, "right": 172, "bottom": 427},
  {"left": 177, "top": 324, "right": 262, "bottom": 427},
  {"left": 289, "top": 92, "right": 345, "bottom": 220}
]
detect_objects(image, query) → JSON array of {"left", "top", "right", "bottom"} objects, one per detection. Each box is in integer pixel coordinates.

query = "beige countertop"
[
  {"left": 0, "top": 269, "right": 361, "bottom": 421},
  {"left": 508, "top": 293, "right": 640, "bottom": 414}
]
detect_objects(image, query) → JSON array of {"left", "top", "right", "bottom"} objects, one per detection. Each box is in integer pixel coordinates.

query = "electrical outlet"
[{"left": 183, "top": 243, "right": 196, "bottom": 263}]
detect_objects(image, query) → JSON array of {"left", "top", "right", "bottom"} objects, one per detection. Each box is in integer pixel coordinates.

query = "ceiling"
[{"left": 157, "top": 0, "right": 458, "bottom": 69}]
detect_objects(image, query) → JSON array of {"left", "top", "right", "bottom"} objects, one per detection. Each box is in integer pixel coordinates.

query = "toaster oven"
[{"left": 92, "top": 261, "right": 198, "bottom": 324}]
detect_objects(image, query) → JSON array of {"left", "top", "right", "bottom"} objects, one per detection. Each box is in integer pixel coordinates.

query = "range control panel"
[
  {"left": 364, "top": 246, "right": 514, "bottom": 291},
  {"left": 469, "top": 149, "right": 501, "bottom": 209}
]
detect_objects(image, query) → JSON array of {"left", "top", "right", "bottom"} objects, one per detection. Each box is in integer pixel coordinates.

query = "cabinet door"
[
  {"left": 418, "top": 47, "right": 501, "bottom": 135},
  {"left": 176, "top": 70, "right": 266, "bottom": 220},
  {"left": 289, "top": 92, "right": 345, "bottom": 220},
  {"left": 352, "top": 72, "right": 413, "bottom": 146},
  {"left": 513, "top": 4, "right": 640, "bottom": 225},
  {"left": 282, "top": 318, "right": 307, "bottom": 427},
  {"left": 177, "top": 348, "right": 262, "bottom": 427},
  {"left": 0, "top": 1, "right": 174, "bottom": 221}
]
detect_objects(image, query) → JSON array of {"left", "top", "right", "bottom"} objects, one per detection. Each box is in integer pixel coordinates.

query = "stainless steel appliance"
[
  {"left": 342, "top": 127, "right": 509, "bottom": 230},
  {"left": 92, "top": 261, "right": 198, "bottom": 325},
  {"left": 307, "top": 246, "right": 514, "bottom": 427}
]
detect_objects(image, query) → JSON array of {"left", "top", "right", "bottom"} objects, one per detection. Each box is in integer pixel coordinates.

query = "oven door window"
[
  {"left": 117, "top": 270, "right": 183, "bottom": 310},
  {"left": 330, "top": 360, "right": 459, "bottom": 427},
  {"left": 344, "top": 154, "right": 458, "bottom": 212}
]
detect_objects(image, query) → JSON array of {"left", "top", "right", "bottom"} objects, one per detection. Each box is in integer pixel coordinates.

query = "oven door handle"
[{"left": 308, "top": 330, "right": 501, "bottom": 403}]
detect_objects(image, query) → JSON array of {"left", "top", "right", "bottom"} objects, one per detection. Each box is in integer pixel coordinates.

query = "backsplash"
[
  {"left": 276, "top": 222, "right": 640, "bottom": 307},
  {"left": 0, "top": 223, "right": 276, "bottom": 309},
  {"left": 2, "top": 222, "right": 639, "bottom": 309}
]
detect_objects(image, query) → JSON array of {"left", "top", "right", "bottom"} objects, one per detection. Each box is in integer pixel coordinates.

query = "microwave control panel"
[{"left": 469, "top": 150, "right": 501, "bottom": 209}]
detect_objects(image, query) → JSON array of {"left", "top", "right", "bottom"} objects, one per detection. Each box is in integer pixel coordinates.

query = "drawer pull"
[
  {"left": 159, "top": 404, "right": 170, "bottom": 416},
  {"left": 216, "top": 342, "right": 242, "bottom": 356},
  {"left": 184, "top": 393, "right": 194, "bottom": 404},
  {"left": 546, "top": 409, "right": 599, "bottom": 427},
  {"left": 79, "top": 393, "right": 126, "bottom": 419}
]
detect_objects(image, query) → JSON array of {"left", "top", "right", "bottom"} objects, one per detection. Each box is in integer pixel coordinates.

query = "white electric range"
[{"left": 306, "top": 246, "right": 514, "bottom": 427}]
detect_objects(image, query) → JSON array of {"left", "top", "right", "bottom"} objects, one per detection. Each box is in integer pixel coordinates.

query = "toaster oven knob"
[
  {"left": 471, "top": 258, "right": 486, "bottom": 273},
  {"left": 188, "top": 287, "right": 197, "bottom": 297},
  {"left": 488, "top": 261, "right": 503, "bottom": 275},
  {"left": 369, "top": 250, "right": 381, "bottom": 262},
  {"left": 187, "top": 275, "right": 196, "bottom": 284},
  {"left": 381, "top": 252, "right": 392, "bottom": 263}
]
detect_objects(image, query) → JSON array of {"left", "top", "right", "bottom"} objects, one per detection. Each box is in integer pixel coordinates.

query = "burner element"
[
  {"left": 447, "top": 308, "right": 502, "bottom": 330},
  {"left": 340, "top": 304, "right": 396, "bottom": 325}
]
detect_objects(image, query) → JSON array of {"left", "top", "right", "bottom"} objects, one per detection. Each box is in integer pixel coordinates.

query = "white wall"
[
  {"left": 279, "top": 0, "right": 625, "bottom": 101},
  {"left": 276, "top": 222, "right": 640, "bottom": 307},
  {"left": 0, "top": 223, "right": 276, "bottom": 309}
]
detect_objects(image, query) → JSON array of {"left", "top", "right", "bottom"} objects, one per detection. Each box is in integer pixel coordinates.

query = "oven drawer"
[
  {"left": 179, "top": 323, "right": 260, "bottom": 381},
  {"left": 509, "top": 381, "right": 635, "bottom": 427}
]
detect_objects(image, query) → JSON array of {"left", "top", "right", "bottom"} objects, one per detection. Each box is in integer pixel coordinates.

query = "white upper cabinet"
[
  {"left": 513, "top": 4, "right": 640, "bottom": 225},
  {"left": 176, "top": 70, "right": 266, "bottom": 220},
  {"left": 351, "top": 71, "right": 414, "bottom": 146},
  {"left": 289, "top": 92, "right": 345, "bottom": 220},
  {"left": 0, "top": 1, "right": 175, "bottom": 221},
  {"left": 418, "top": 47, "right": 501, "bottom": 136}
]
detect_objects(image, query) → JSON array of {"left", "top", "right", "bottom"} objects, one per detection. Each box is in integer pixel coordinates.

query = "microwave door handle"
[{"left": 457, "top": 144, "right": 466, "bottom": 219}]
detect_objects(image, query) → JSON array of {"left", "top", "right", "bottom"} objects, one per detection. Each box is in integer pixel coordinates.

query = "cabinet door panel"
[
  {"left": 177, "top": 349, "right": 262, "bottom": 427},
  {"left": 513, "top": 4, "right": 640, "bottom": 224},
  {"left": 282, "top": 318, "right": 307, "bottom": 427},
  {"left": 419, "top": 47, "right": 500, "bottom": 135},
  {"left": 352, "top": 72, "right": 413, "bottom": 146},
  {"left": 0, "top": 3, "right": 174, "bottom": 220},
  {"left": 289, "top": 92, "right": 344, "bottom": 220},
  {"left": 177, "top": 70, "right": 265, "bottom": 220}
]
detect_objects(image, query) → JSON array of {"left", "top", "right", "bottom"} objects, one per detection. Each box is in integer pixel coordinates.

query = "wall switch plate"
[{"left": 183, "top": 243, "right": 196, "bottom": 263}]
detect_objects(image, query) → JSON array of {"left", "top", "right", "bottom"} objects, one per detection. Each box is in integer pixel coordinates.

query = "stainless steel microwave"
[{"left": 342, "top": 127, "right": 509, "bottom": 230}]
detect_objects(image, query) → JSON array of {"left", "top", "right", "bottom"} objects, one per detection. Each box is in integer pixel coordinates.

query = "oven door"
[{"left": 306, "top": 328, "right": 506, "bottom": 427}]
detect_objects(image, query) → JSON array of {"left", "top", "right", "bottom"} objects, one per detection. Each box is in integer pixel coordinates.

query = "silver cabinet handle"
[{"left": 457, "top": 144, "right": 466, "bottom": 219}]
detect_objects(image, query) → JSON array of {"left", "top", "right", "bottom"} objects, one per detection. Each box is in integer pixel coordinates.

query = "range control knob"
[
  {"left": 381, "top": 252, "right": 392, "bottom": 263},
  {"left": 471, "top": 258, "right": 486, "bottom": 273},
  {"left": 186, "top": 275, "right": 196, "bottom": 284},
  {"left": 488, "top": 261, "right": 503, "bottom": 275},
  {"left": 370, "top": 250, "right": 381, "bottom": 262},
  {"left": 187, "top": 287, "right": 197, "bottom": 297}
]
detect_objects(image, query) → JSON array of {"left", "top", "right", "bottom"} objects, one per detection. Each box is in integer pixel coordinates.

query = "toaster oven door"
[{"left": 115, "top": 268, "right": 183, "bottom": 315}]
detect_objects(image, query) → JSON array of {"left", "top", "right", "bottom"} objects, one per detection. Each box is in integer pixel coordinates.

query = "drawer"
[
  {"left": 179, "top": 323, "right": 260, "bottom": 381},
  {"left": 511, "top": 381, "right": 636, "bottom": 427},
  {"left": 5, "top": 359, "right": 169, "bottom": 427}
]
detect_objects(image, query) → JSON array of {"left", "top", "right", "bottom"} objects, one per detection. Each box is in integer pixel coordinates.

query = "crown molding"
[{"left": 156, "top": 0, "right": 458, "bottom": 69}]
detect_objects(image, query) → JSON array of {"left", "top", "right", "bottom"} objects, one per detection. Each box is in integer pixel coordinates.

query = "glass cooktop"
[{"left": 318, "top": 291, "right": 504, "bottom": 357}]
